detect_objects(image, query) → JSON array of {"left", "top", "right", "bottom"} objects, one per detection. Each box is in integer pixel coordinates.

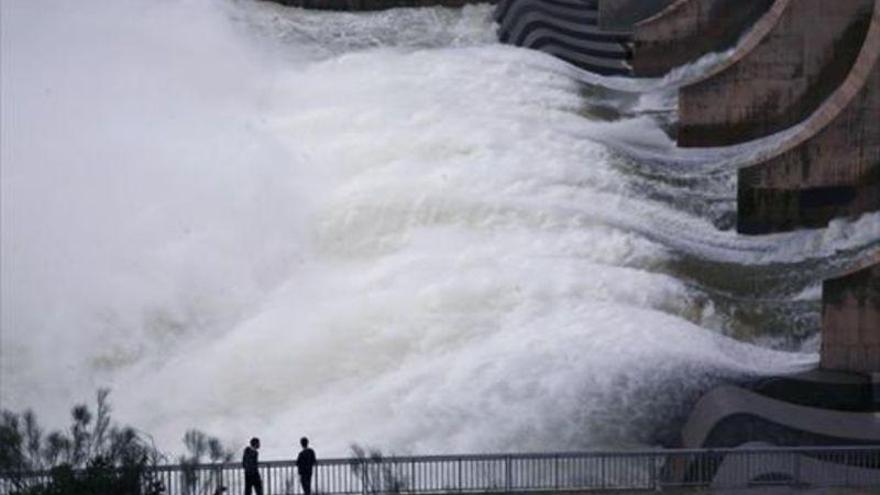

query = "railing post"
[
  {"left": 745, "top": 450, "right": 751, "bottom": 488},
  {"left": 505, "top": 455, "right": 511, "bottom": 493},
  {"left": 652, "top": 451, "right": 659, "bottom": 492},
  {"left": 458, "top": 457, "right": 462, "bottom": 492},
  {"left": 554, "top": 454, "right": 559, "bottom": 490},
  {"left": 793, "top": 452, "right": 801, "bottom": 487},
  {"left": 361, "top": 458, "right": 368, "bottom": 495}
]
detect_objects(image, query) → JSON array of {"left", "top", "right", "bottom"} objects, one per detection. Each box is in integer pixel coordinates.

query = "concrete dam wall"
[
  {"left": 821, "top": 260, "right": 880, "bottom": 374},
  {"left": 251, "top": 0, "right": 880, "bottom": 473},
  {"left": 494, "top": 0, "right": 777, "bottom": 78},
  {"left": 267, "top": 0, "right": 878, "bottom": 234},
  {"left": 493, "top": 0, "right": 879, "bottom": 234},
  {"left": 489, "top": 0, "right": 880, "bottom": 458}
]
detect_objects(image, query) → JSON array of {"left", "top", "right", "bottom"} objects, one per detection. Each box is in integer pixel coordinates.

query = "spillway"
[{"left": 1, "top": 0, "right": 878, "bottom": 459}]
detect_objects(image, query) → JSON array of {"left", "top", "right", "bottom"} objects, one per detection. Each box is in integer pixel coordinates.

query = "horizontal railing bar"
[
  {"left": 3, "top": 445, "right": 880, "bottom": 476},
  {"left": 3, "top": 445, "right": 878, "bottom": 495}
]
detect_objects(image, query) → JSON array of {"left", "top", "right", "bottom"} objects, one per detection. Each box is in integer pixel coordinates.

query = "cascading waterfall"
[{"left": 2, "top": 0, "right": 877, "bottom": 459}]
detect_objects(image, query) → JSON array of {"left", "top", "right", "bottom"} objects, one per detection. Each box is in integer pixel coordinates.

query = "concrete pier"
[
  {"left": 821, "top": 261, "right": 880, "bottom": 374},
  {"left": 630, "top": 0, "right": 774, "bottom": 77},
  {"left": 678, "top": 0, "right": 875, "bottom": 148},
  {"left": 736, "top": 0, "right": 880, "bottom": 234}
]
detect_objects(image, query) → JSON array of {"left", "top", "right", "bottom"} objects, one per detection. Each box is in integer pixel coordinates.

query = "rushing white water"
[{"left": 1, "top": 0, "right": 876, "bottom": 459}]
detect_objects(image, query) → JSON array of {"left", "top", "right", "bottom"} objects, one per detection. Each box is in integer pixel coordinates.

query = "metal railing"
[{"left": 2, "top": 445, "right": 879, "bottom": 494}]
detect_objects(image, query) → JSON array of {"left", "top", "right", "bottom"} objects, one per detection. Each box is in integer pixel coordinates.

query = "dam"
[
  {"left": 492, "top": 0, "right": 880, "bottom": 470},
  {"left": 0, "top": 0, "right": 878, "bottom": 490}
]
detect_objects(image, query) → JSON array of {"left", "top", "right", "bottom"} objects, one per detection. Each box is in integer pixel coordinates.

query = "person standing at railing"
[
  {"left": 243, "top": 437, "right": 263, "bottom": 495},
  {"left": 295, "top": 437, "right": 317, "bottom": 495}
]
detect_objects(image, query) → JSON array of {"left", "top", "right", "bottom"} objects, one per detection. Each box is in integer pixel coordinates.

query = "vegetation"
[
  {"left": 178, "top": 429, "right": 234, "bottom": 495},
  {"left": 0, "top": 390, "right": 231, "bottom": 495},
  {"left": 349, "top": 444, "right": 407, "bottom": 495}
]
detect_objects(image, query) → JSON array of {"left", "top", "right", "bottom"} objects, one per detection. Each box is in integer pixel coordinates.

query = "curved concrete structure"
[
  {"left": 711, "top": 442, "right": 880, "bottom": 488},
  {"left": 736, "top": 0, "right": 880, "bottom": 233},
  {"left": 494, "top": 0, "right": 632, "bottom": 75},
  {"left": 679, "top": 261, "right": 880, "bottom": 473},
  {"left": 680, "top": 386, "right": 880, "bottom": 449},
  {"left": 630, "top": 0, "right": 774, "bottom": 77},
  {"left": 263, "top": 0, "right": 486, "bottom": 9},
  {"left": 678, "top": 0, "right": 875, "bottom": 148},
  {"left": 752, "top": 369, "right": 875, "bottom": 412}
]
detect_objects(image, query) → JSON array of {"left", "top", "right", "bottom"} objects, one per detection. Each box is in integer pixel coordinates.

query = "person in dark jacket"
[
  {"left": 242, "top": 437, "right": 262, "bottom": 495},
  {"left": 295, "top": 437, "right": 317, "bottom": 495}
]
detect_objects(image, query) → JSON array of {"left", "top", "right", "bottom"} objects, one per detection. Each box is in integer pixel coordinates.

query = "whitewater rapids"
[{"left": 1, "top": 0, "right": 877, "bottom": 459}]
